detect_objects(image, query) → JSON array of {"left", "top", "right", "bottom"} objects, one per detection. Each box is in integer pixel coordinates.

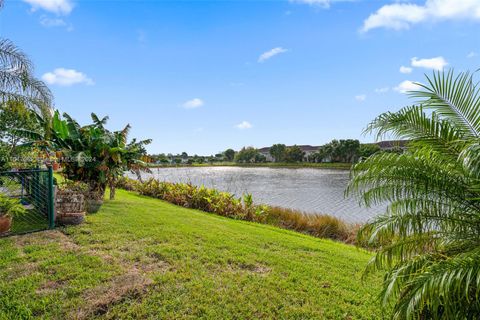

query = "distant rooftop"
[
  {"left": 258, "top": 145, "right": 320, "bottom": 153},
  {"left": 376, "top": 140, "right": 408, "bottom": 149}
]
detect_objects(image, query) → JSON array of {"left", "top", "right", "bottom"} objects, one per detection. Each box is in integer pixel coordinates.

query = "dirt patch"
[
  {"left": 10, "top": 230, "right": 172, "bottom": 318},
  {"left": 36, "top": 279, "right": 68, "bottom": 295},
  {"left": 72, "top": 271, "right": 153, "bottom": 319},
  {"left": 12, "top": 230, "right": 80, "bottom": 252},
  {"left": 5, "top": 231, "right": 79, "bottom": 281},
  {"left": 2, "top": 262, "right": 38, "bottom": 281},
  {"left": 228, "top": 261, "right": 272, "bottom": 276}
]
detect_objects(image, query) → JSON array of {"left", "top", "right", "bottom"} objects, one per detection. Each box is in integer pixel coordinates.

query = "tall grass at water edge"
[{"left": 116, "top": 177, "right": 361, "bottom": 244}]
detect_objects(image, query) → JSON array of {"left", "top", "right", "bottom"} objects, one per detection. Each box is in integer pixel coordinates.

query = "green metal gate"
[{"left": 0, "top": 167, "right": 55, "bottom": 236}]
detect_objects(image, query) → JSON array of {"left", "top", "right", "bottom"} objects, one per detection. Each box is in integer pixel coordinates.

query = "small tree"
[
  {"left": 224, "top": 148, "right": 235, "bottom": 161},
  {"left": 284, "top": 145, "right": 304, "bottom": 163},
  {"left": 0, "top": 101, "right": 42, "bottom": 169},
  {"left": 359, "top": 143, "right": 380, "bottom": 159},
  {"left": 235, "top": 147, "right": 259, "bottom": 163},
  {"left": 269, "top": 144, "right": 286, "bottom": 162}
]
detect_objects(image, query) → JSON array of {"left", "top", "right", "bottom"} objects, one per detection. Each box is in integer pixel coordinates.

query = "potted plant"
[{"left": 0, "top": 194, "right": 27, "bottom": 235}]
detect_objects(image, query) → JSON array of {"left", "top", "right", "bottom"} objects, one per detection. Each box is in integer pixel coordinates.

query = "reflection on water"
[{"left": 130, "top": 167, "right": 384, "bottom": 223}]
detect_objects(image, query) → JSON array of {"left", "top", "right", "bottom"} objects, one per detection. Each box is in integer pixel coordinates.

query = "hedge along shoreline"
[{"left": 116, "top": 177, "right": 362, "bottom": 244}]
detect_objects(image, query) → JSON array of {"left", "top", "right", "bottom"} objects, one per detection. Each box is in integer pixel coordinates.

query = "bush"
[
  {"left": 115, "top": 176, "right": 141, "bottom": 191},
  {"left": 0, "top": 194, "right": 26, "bottom": 218},
  {"left": 116, "top": 177, "right": 358, "bottom": 244}
]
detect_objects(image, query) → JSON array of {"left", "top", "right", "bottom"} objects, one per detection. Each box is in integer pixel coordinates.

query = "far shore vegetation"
[
  {"left": 146, "top": 139, "right": 404, "bottom": 168},
  {"left": 150, "top": 161, "right": 353, "bottom": 169}
]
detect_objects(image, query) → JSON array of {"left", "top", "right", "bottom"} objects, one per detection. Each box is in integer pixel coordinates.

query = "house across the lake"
[
  {"left": 258, "top": 145, "right": 320, "bottom": 162},
  {"left": 376, "top": 140, "right": 408, "bottom": 151}
]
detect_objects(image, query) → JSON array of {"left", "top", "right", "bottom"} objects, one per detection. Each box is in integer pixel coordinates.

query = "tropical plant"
[
  {"left": 0, "top": 39, "right": 52, "bottom": 116},
  {"left": 347, "top": 70, "right": 480, "bottom": 319},
  {"left": 19, "top": 111, "right": 151, "bottom": 202},
  {"left": 0, "top": 193, "right": 26, "bottom": 218}
]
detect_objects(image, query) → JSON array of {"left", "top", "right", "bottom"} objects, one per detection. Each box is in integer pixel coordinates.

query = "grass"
[
  {"left": 151, "top": 162, "right": 352, "bottom": 170},
  {"left": 0, "top": 189, "right": 383, "bottom": 319}
]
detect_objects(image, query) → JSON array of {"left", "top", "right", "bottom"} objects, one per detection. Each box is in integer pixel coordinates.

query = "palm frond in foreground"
[
  {"left": 347, "top": 70, "right": 480, "bottom": 319},
  {"left": 0, "top": 38, "right": 52, "bottom": 115}
]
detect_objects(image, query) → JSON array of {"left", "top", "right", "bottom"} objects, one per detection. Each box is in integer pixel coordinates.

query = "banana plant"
[{"left": 16, "top": 110, "right": 151, "bottom": 201}]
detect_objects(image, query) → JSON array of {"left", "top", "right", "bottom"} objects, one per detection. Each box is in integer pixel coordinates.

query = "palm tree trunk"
[
  {"left": 134, "top": 168, "right": 143, "bottom": 183},
  {"left": 109, "top": 181, "right": 116, "bottom": 200}
]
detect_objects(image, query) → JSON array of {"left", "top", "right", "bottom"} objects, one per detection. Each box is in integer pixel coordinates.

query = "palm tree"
[
  {"left": 347, "top": 70, "right": 480, "bottom": 319},
  {"left": 0, "top": 39, "right": 52, "bottom": 116}
]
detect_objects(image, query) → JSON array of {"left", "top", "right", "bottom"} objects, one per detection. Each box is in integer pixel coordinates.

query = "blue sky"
[{"left": 1, "top": 0, "right": 480, "bottom": 155}]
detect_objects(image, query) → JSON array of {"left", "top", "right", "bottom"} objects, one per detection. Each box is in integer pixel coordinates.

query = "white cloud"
[
  {"left": 258, "top": 47, "right": 288, "bottom": 63},
  {"left": 411, "top": 56, "right": 448, "bottom": 71},
  {"left": 400, "top": 66, "right": 413, "bottom": 74},
  {"left": 375, "top": 87, "right": 389, "bottom": 93},
  {"left": 394, "top": 80, "right": 422, "bottom": 93},
  {"left": 467, "top": 51, "right": 477, "bottom": 58},
  {"left": 22, "top": 0, "right": 74, "bottom": 15},
  {"left": 289, "top": 0, "right": 353, "bottom": 8},
  {"left": 182, "top": 98, "right": 204, "bottom": 109},
  {"left": 235, "top": 121, "right": 253, "bottom": 129},
  {"left": 289, "top": 0, "right": 331, "bottom": 7},
  {"left": 355, "top": 94, "right": 367, "bottom": 102},
  {"left": 42, "top": 68, "right": 94, "bottom": 86},
  {"left": 362, "top": 0, "right": 480, "bottom": 32},
  {"left": 39, "top": 16, "right": 66, "bottom": 27}
]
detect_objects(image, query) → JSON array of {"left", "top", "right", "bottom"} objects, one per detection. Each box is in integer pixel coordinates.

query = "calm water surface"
[{"left": 132, "top": 167, "right": 383, "bottom": 223}]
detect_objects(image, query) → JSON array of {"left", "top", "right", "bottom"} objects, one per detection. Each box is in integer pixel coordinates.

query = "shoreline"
[{"left": 148, "top": 162, "right": 352, "bottom": 170}]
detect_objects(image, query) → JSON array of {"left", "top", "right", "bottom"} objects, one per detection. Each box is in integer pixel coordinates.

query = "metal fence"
[{"left": 0, "top": 167, "right": 54, "bottom": 236}]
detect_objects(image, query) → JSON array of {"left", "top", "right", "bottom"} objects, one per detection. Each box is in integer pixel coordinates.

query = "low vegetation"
[
  {"left": 0, "top": 190, "right": 382, "bottom": 319},
  {"left": 117, "top": 177, "right": 356, "bottom": 243}
]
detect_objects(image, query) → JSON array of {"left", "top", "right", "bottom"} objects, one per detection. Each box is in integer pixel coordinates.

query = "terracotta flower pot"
[
  {"left": 52, "top": 162, "right": 61, "bottom": 171},
  {"left": 0, "top": 215, "right": 12, "bottom": 235}
]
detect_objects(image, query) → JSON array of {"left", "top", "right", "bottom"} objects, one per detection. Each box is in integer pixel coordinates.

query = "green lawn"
[{"left": 0, "top": 190, "right": 383, "bottom": 319}]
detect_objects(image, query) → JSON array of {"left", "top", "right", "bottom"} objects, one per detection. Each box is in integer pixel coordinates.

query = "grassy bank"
[
  {"left": 150, "top": 162, "right": 352, "bottom": 170},
  {"left": 118, "top": 177, "right": 358, "bottom": 243},
  {"left": 0, "top": 190, "right": 382, "bottom": 319}
]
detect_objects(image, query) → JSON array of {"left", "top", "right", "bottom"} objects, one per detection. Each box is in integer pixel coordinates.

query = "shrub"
[
  {"left": 116, "top": 176, "right": 141, "bottom": 191},
  {"left": 116, "top": 177, "right": 357, "bottom": 244},
  {"left": 0, "top": 194, "right": 27, "bottom": 218}
]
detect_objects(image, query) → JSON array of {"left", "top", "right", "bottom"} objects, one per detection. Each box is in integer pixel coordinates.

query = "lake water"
[{"left": 131, "top": 167, "right": 383, "bottom": 223}]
